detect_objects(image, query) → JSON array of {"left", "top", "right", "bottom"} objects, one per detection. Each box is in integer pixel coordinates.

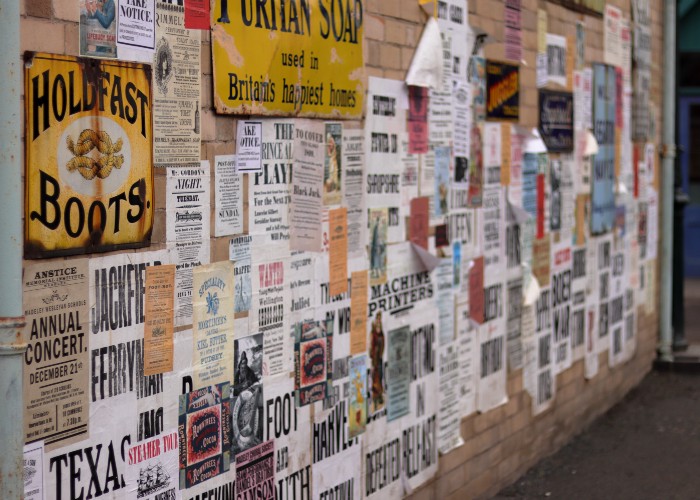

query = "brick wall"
[{"left": 19, "top": 0, "right": 664, "bottom": 497}]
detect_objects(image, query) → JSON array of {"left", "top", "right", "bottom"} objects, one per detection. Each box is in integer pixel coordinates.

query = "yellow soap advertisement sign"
[
  {"left": 24, "top": 53, "right": 154, "bottom": 258},
  {"left": 212, "top": 0, "right": 365, "bottom": 118}
]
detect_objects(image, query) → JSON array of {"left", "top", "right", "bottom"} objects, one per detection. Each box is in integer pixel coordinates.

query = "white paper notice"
[
  {"left": 342, "top": 130, "right": 366, "bottom": 258},
  {"left": 166, "top": 163, "right": 211, "bottom": 326},
  {"left": 215, "top": 154, "right": 243, "bottom": 236},
  {"left": 23, "top": 441, "right": 44, "bottom": 500},
  {"left": 236, "top": 120, "right": 262, "bottom": 173},
  {"left": 290, "top": 120, "right": 324, "bottom": 251},
  {"left": 117, "top": 0, "right": 155, "bottom": 61}
]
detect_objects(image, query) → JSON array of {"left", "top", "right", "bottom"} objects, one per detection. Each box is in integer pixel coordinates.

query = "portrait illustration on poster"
[
  {"left": 348, "top": 355, "right": 368, "bottom": 439},
  {"left": 369, "top": 208, "right": 388, "bottom": 286},
  {"left": 324, "top": 123, "right": 343, "bottom": 206},
  {"left": 469, "top": 125, "right": 484, "bottom": 207},
  {"left": 232, "top": 334, "right": 264, "bottom": 456},
  {"left": 80, "top": 0, "right": 117, "bottom": 58},
  {"left": 369, "top": 311, "right": 386, "bottom": 415}
]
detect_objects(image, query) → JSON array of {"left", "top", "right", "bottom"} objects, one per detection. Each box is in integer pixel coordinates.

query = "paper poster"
[
  {"left": 350, "top": 270, "right": 369, "bottom": 355},
  {"left": 546, "top": 34, "right": 567, "bottom": 88},
  {"left": 323, "top": 122, "right": 343, "bottom": 206},
  {"left": 329, "top": 208, "right": 348, "bottom": 296},
  {"left": 574, "top": 68, "right": 593, "bottom": 132},
  {"left": 125, "top": 429, "right": 178, "bottom": 499},
  {"left": 432, "top": 147, "right": 450, "bottom": 221},
  {"left": 179, "top": 384, "right": 232, "bottom": 488},
  {"left": 263, "top": 374, "right": 311, "bottom": 499},
  {"left": 506, "top": 276, "right": 524, "bottom": 369},
  {"left": 294, "top": 319, "right": 333, "bottom": 407},
  {"left": 632, "top": 0, "right": 652, "bottom": 140},
  {"left": 368, "top": 309, "right": 386, "bottom": 416},
  {"left": 470, "top": 56, "right": 487, "bottom": 122},
  {"left": 368, "top": 207, "right": 388, "bottom": 286},
  {"left": 483, "top": 186, "right": 506, "bottom": 278},
  {"left": 153, "top": 0, "right": 201, "bottom": 166},
  {"left": 454, "top": 82, "right": 472, "bottom": 165},
  {"left": 167, "top": 164, "right": 211, "bottom": 327},
  {"left": 236, "top": 121, "right": 263, "bottom": 173},
  {"left": 80, "top": 0, "right": 117, "bottom": 58},
  {"left": 117, "top": 0, "right": 155, "bottom": 57},
  {"left": 229, "top": 235, "right": 252, "bottom": 313},
  {"left": 235, "top": 440, "right": 275, "bottom": 497},
  {"left": 596, "top": 235, "right": 613, "bottom": 352},
  {"left": 144, "top": 264, "right": 175, "bottom": 376},
  {"left": 477, "top": 319, "right": 507, "bottom": 412},
  {"left": 24, "top": 54, "right": 154, "bottom": 257},
  {"left": 192, "top": 261, "right": 235, "bottom": 388},
  {"left": 469, "top": 124, "right": 484, "bottom": 206},
  {"left": 250, "top": 119, "right": 294, "bottom": 261},
  {"left": 532, "top": 286, "right": 555, "bottom": 414},
  {"left": 551, "top": 243, "right": 572, "bottom": 373},
  {"left": 232, "top": 333, "right": 264, "bottom": 455},
  {"left": 539, "top": 90, "right": 574, "bottom": 152},
  {"left": 485, "top": 60, "right": 520, "bottom": 121},
  {"left": 314, "top": 442, "right": 362, "bottom": 500},
  {"left": 438, "top": 340, "right": 465, "bottom": 454},
  {"left": 251, "top": 259, "right": 291, "bottom": 377},
  {"left": 365, "top": 77, "right": 406, "bottom": 243},
  {"left": 342, "top": 130, "right": 366, "bottom": 257},
  {"left": 469, "top": 256, "right": 485, "bottom": 323},
  {"left": 185, "top": 0, "right": 210, "bottom": 29},
  {"left": 533, "top": 235, "right": 551, "bottom": 287},
  {"left": 504, "top": 0, "right": 522, "bottom": 62},
  {"left": 571, "top": 246, "right": 588, "bottom": 361},
  {"left": 483, "top": 122, "right": 502, "bottom": 186},
  {"left": 456, "top": 301, "right": 477, "bottom": 417},
  {"left": 592, "top": 64, "right": 617, "bottom": 234},
  {"left": 410, "top": 196, "right": 430, "bottom": 249},
  {"left": 387, "top": 325, "right": 411, "bottom": 421},
  {"left": 408, "top": 86, "right": 429, "bottom": 153},
  {"left": 215, "top": 154, "right": 243, "bottom": 236},
  {"left": 23, "top": 259, "right": 89, "bottom": 448},
  {"left": 604, "top": 5, "right": 623, "bottom": 67},
  {"left": 290, "top": 120, "right": 324, "bottom": 251},
  {"left": 23, "top": 441, "right": 44, "bottom": 500},
  {"left": 348, "top": 355, "right": 368, "bottom": 438},
  {"left": 428, "top": 31, "right": 454, "bottom": 146}
]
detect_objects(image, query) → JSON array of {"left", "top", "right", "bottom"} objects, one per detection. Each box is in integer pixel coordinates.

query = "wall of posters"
[{"left": 24, "top": 53, "right": 154, "bottom": 258}]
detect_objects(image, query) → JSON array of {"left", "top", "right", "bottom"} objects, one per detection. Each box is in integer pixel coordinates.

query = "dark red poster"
[
  {"left": 536, "top": 173, "right": 546, "bottom": 238},
  {"left": 185, "top": 0, "right": 210, "bottom": 29},
  {"left": 469, "top": 257, "right": 485, "bottom": 324},
  {"left": 410, "top": 197, "right": 429, "bottom": 249},
  {"left": 407, "top": 86, "right": 429, "bottom": 154}
]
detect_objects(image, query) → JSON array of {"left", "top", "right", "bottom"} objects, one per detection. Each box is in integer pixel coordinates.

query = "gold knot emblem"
[{"left": 66, "top": 129, "right": 124, "bottom": 180}]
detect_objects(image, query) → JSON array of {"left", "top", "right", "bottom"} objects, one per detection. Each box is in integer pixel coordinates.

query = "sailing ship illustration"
[{"left": 137, "top": 462, "right": 170, "bottom": 498}]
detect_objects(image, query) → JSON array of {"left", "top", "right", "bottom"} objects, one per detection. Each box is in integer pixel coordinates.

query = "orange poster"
[
  {"left": 350, "top": 270, "right": 369, "bottom": 355},
  {"left": 329, "top": 207, "right": 348, "bottom": 296},
  {"left": 144, "top": 264, "right": 176, "bottom": 376}
]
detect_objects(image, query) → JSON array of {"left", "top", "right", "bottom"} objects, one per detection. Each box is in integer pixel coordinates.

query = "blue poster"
[
  {"left": 522, "top": 152, "right": 539, "bottom": 218},
  {"left": 591, "top": 64, "right": 616, "bottom": 234}
]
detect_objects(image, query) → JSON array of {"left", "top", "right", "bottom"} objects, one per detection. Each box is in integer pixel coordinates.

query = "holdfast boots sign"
[{"left": 24, "top": 53, "right": 154, "bottom": 258}]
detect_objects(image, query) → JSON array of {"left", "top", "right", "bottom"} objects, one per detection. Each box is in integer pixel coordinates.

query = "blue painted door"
[{"left": 679, "top": 97, "right": 700, "bottom": 276}]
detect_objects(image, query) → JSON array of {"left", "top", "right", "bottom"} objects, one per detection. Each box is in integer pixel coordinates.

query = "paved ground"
[
  {"left": 494, "top": 281, "right": 700, "bottom": 499},
  {"left": 494, "top": 370, "right": 700, "bottom": 499}
]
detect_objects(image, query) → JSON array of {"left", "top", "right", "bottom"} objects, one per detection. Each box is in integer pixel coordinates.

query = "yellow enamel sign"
[
  {"left": 212, "top": 0, "right": 365, "bottom": 118},
  {"left": 25, "top": 53, "right": 154, "bottom": 258}
]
